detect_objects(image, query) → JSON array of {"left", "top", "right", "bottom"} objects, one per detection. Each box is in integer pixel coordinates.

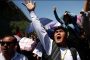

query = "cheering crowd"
[{"left": 0, "top": 0, "right": 90, "bottom": 60}]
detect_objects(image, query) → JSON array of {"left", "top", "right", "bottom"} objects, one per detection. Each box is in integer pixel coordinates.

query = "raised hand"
[
  {"left": 53, "top": 6, "right": 57, "bottom": 11},
  {"left": 24, "top": 0, "right": 36, "bottom": 11}
]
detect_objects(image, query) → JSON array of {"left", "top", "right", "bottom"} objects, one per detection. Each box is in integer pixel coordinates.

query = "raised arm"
[
  {"left": 53, "top": 7, "right": 64, "bottom": 24},
  {"left": 24, "top": 0, "right": 35, "bottom": 12},
  {"left": 24, "top": 0, "right": 52, "bottom": 55}
]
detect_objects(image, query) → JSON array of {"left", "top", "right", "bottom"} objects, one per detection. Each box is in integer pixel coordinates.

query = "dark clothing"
[{"left": 42, "top": 41, "right": 77, "bottom": 60}]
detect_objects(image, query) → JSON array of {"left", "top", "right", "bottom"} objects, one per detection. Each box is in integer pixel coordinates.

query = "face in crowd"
[
  {"left": 54, "top": 27, "right": 68, "bottom": 45},
  {"left": 1, "top": 35, "right": 17, "bottom": 58}
]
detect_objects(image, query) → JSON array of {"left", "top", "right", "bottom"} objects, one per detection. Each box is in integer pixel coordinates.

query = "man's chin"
[
  {"left": 2, "top": 50, "right": 9, "bottom": 54},
  {"left": 55, "top": 40, "right": 62, "bottom": 44}
]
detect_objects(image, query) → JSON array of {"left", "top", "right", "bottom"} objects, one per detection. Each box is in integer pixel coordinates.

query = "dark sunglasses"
[{"left": 0, "top": 42, "right": 17, "bottom": 46}]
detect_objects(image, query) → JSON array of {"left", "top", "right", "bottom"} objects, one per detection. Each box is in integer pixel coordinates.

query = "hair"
[
  {"left": 51, "top": 26, "right": 68, "bottom": 40},
  {"left": 53, "top": 26, "right": 68, "bottom": 33},
  {"left": 2, "top": 35, "right": 18, "bottom": 43}
]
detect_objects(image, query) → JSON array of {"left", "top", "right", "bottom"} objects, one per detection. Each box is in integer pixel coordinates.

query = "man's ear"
[
  {"left": 67, "top": 32, "right": 69, "bottom": 38},
  {"left": 14, "top": 45, "right": 17, "bottom": 50}
]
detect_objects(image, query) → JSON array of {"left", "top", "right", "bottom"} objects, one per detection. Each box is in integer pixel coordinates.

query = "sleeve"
[
  {"left": 29, "top": 11, "right": 52, "bottom": 55},
  {"left": 54, "top": 9, "right": 65, "bottom": 24},
  {"left": 33, "top": 42, "right": 43, "bottom": 57}
]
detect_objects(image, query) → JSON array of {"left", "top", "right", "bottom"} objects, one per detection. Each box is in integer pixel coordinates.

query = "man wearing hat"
[{"left": 23, "top": 0, "right": 81, "bottom": 60}]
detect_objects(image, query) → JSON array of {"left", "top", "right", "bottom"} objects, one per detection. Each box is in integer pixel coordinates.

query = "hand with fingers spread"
[{"left": 24, "top": 0, "right": 36, "bottom": 11}]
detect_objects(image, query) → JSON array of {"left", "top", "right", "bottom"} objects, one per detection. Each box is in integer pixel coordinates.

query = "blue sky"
[
  {"left": 35, "top": 0, "right": 84, "bottom": 20},
  {"left": 12, "top": 0, "right": 84, "bottom": 21}
]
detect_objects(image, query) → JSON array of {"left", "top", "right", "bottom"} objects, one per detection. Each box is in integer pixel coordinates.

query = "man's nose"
[
  {"left": 57, "top": 32, "right": 61, "bottom": 35},
  {"left": 3, "top": 43, "right": 7, "bottom": 46}
]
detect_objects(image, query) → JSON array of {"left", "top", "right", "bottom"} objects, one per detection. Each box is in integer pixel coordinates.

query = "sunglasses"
[{"left": 0, "top": 42, "right": 17, "bottom": 46}]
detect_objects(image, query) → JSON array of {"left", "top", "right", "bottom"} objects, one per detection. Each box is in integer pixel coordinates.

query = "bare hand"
[
  {"left": 53, "top": 6, "right": 57, "bottom": 11},
  {"left": 24, "top": 0, "right": 36, "bottom": 11}
]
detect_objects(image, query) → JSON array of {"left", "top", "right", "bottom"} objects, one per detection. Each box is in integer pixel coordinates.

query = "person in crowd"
[
  {"left": 19, "top": 32, "right": 38, "bottom": 60},
  {"left": 0, "top": 35, "right": 28, "bottom": 60},
  {"left": 77, "top": 10, "right": 90, "bottom": 60},
  {"left": 23, "top": 0, "right": 81, "bottom": 60},
  {"left": 53, "top": 6, "right": 90, "bottom": 60},
  {"left": 53, "top": 7, "right": 80, "bottom": 34},
  {"left": 77, "top": 11, "right": 84, "bottom": 29},
  {"left": 53, "top": 7, "right": 81, "bottom": 49}
]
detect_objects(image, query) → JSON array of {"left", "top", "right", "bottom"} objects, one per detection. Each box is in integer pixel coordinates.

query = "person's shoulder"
[
  {"left": 0, "top": 52, "right": 6, "bottom": 60},
  {"left": 16, "top": 52, "right": 28, "bottom": 60}
]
